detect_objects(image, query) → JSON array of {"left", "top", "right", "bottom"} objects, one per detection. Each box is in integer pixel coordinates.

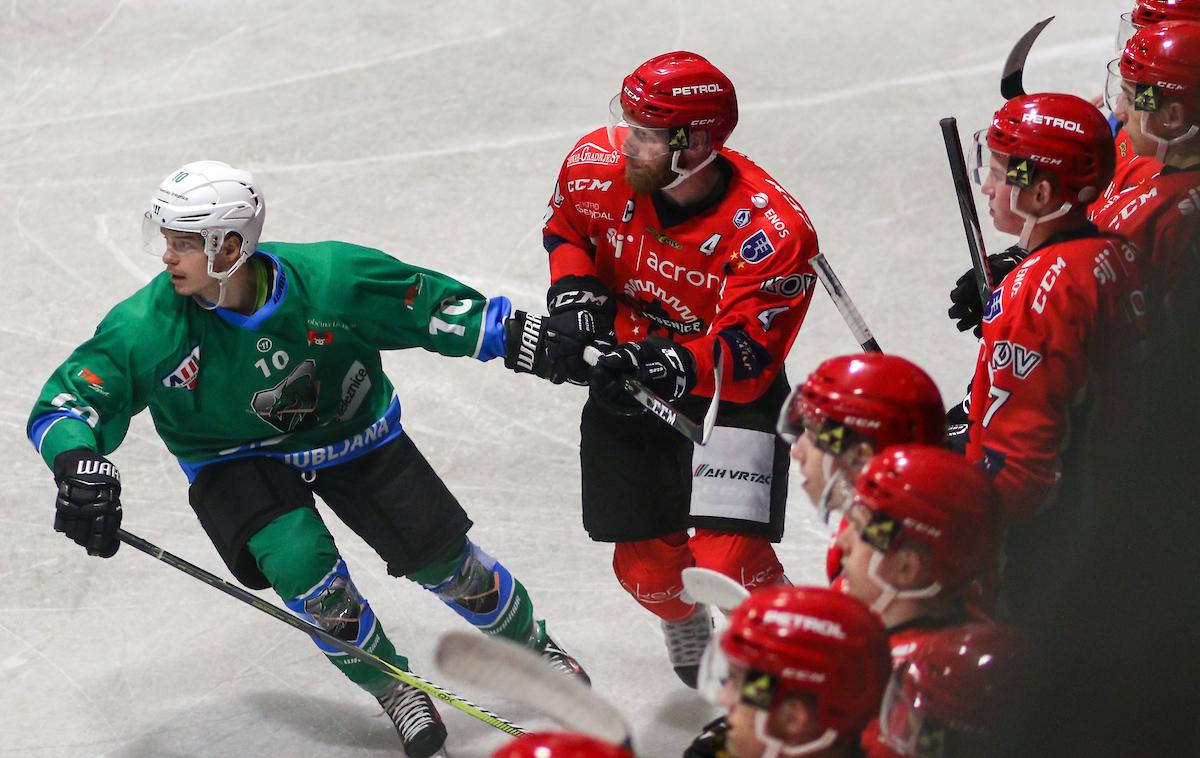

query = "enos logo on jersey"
[
  {"left": 739, "top": 230, "right": 776, "bottom": 264},
  {"left": 163, "top": 345, "right": 201, "bottom": 391}
]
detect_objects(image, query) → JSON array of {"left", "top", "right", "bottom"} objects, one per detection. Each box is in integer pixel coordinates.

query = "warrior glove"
[{"left": 53, "top": 449, "right": 122, "bottom": 558}]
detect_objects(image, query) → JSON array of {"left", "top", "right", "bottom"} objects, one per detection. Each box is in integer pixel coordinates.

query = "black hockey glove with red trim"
[
  {"left": 53, "top": 448, "right": 122, "bottom": 558},
  {"left": 948, "top": 246, "right": 1028, "bottom": 337},
  {"left": 589, "top": 336, "right": 697, "bottom": 416}
]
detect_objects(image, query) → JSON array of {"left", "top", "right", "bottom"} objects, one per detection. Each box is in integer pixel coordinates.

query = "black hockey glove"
[
  {"left": 52, "top": 449, "right": 122, "bottom": 558},
  {"left": 543, "top": 275, "right": 617, "bottom": 385},
  {"left": 504, "top": 310, "right": 566, "bottom": 383},
  {"left": 946, "top": 389, "right": 971, "bottom": 456},
  {"left": 684, "top": 716, "right": 730, "bottom": 758},
  {"left": 589, "top": 336, "right": 697, "bottom": 416},
  {"left": 947, "top": 246, "right": 1028, "bottom": 337}
]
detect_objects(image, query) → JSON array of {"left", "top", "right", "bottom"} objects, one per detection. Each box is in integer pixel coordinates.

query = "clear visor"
[
  {"left": 697, "top": 636, "right": 738, "bottom": 706},
  {"left": 776, "top": 383, "right": 807, "bottom": 444},
  {"left": 142, "top": 214, "right": 211, "bottom": 258},
  {"left": 607, "top": 94, "right": 675, "bottom": 160},
  {"left": 968, "top": 129, "right": 996, "bottom": 186},
  {"left": 1104, "top": 59, "right": 1138, "bottom": 114},
  {"left": 879, "top": 664, "right": 925, "bottom": 756},
  {"left": 1115, "top": 13, "right": 1136, "bottom": 55}
]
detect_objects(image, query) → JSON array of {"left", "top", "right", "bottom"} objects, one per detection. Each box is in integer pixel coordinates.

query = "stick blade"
[
  {"left": 435, "top": 632, "right": 632, "bottom": 747},
  {"left": 700, "top": 345, "right": 724, "bottom": 446},
  {"left": 681, "top": 567, "right": 750, "bottom": 613},
  {"left": 1001, "top": 16, "right": 1054, "bottom": 99}
]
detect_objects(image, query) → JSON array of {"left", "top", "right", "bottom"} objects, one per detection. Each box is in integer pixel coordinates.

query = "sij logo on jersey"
[
  {"left": 77, "top": 368, "right": 104, "bottom": 386},
  {"left": 307, "top": 330, "right": 334, "bottom": 346},
  {"left": 739, "top": 230, "right": 776, "bottom": 264},
  {"left": 404, "top": 279, "right": 422, "bottom": 310},
  {"left": 733, "top": 208, "right": 751, "bottom": 228},
  {"left": 162, "top": 345, "right": 201, "bottom": 391},
  {"left": 982, "top": 288, "right": 1003, "bottom": 324}
]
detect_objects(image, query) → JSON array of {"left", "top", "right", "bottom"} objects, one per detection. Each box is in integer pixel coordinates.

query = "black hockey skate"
[
  {"left": 376, "top": 681, "right": 448, "bottom": 758},
  {"left": 533, "top": 619, "right": 591, "bottom": 687},
  {"left": 662, "top": 603, "right": 713, "bottom": 688}
]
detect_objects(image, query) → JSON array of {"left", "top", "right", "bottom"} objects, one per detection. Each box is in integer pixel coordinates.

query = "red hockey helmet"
[
  {"left": 491, "top": 732, "right": 633, "bottom": 758},
  {"left": 617, "top": 51, "right": 738, "bottom": 150},
  {"left": 851, "top": 445, "right": 1001, "bottom": 594},
  {"left": 880, "top": 624, "right": 1025, "bottom": 755},
  {"left": 979, "top": 93, "right": 1116, "bottom": 205},
  {"left": 1118, "top": 1, "right": 1200, "bottom": 50},
  {"left": 718, "top": 586, "right": 892, "bottom": 748},
  {"left": 1116, "top": 21, "right": 1200, "bottom": 113},
  {"left": 777, "top": 354, "right": 946, "bottom": 455},
  {"left": 1133, "top": 0, "right": 1200, "bottom": 26}
]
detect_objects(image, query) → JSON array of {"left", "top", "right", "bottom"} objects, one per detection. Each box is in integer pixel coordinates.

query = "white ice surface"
[{"left": 0, "top": 2, "right": 1126, "bottom": 756}]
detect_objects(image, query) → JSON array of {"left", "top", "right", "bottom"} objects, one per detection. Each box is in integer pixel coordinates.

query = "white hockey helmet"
[{"left": 143, "top": 161, "right": 265, "bottom": 304}]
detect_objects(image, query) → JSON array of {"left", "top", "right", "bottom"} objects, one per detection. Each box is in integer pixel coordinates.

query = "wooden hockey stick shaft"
[{"left": 117, "top": 529, "right": 525, "bottom": 737}]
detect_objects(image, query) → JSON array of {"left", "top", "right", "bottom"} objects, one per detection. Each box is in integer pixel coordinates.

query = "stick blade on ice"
[
  {"left": 434, "top": 631, "right": 632, "bottom": 747},
  {"left": 681, "top": 567, "right": 750, "bottom": 613}
]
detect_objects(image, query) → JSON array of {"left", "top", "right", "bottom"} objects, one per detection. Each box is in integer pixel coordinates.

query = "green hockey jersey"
[{"left": 28, "top": 241, "right": 511, "bottom": 480}]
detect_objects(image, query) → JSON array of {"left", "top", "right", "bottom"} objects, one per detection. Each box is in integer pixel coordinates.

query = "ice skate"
[
  {"left": 376, "top": 681, "right": 448, "bottom": 758},
  {"left": 662, "top": 603, "right": 713, "bottom": 688},
  {"left": 533, "top": 619, "right": 591, "bottom": 686}
]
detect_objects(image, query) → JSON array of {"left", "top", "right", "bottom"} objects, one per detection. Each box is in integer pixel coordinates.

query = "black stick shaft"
[
  {"left": 939, "top": 117, "right": 993, "bottom": 305},
  {"left": 117, "top": 529, "right": 524, "bottom": 736}
]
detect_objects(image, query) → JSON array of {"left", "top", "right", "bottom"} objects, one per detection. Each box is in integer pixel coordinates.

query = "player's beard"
[{"left": 625, "top": 157, "right": 676, "bottom": 195}]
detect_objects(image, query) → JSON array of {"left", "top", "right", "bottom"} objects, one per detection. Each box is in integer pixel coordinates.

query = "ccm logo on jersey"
[
  {"left": 739, "top": 230, "right": 776, "bottom": 264},
  {"left": 991, "top": 340, "right": 1042, "bottom": 380},
  {"left": 761, "top": 610, "right": 847, "bottom": 640},
  {"left": 1021, "top": 113, "right": 1085, "bottom": 134},
  {"left": 567, "top": 178, "right": 612, "bottom": 193},
  {"left": 162, "top": 345, "right": 201, "bottom": 390},
  {"left": 1031, "top": 256, "right": 1067, "bottom": 315}
]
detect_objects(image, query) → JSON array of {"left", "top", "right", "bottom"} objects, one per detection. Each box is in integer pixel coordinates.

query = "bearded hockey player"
[
  {"left": 27, "top": 161, "right": 586, "bottom": 758},
  {"left": 504, "top": 51, "right": 820, "bottom": 689}
]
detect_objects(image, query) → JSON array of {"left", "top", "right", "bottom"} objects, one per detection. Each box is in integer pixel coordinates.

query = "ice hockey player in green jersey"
[{"left": 27, "top": 160, "right": 587, "bottom": 758}]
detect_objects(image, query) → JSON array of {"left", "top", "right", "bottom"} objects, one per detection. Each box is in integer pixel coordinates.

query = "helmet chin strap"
[
  {"left": 754, "top": 711, "right": 839, "bottom": 758},
  {"left": 1010, "top": 186, "right": 1071, "bottom": 250},
  {"left": 866, "top": 551, "right": 942, "bottom": 615},
  {"left": 195, "top": 241, "right": 252, "bottom": 311},
  {"left": 1140, "top": 111, "right": 1200, "bottom": 163},
  {"left": 815, "top": 458, "right": 843, "bottom": 525},
  {"left": 663, "top": 149, "right": 718, "bottom": 190}
]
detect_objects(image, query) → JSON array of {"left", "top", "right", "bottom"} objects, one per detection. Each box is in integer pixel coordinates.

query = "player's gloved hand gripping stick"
[
  {"left": 583, "top": 341, "right": 723, "bottom": 446},
  {"left": 116, "top": 529, "right": 525, "bottom": 737}
]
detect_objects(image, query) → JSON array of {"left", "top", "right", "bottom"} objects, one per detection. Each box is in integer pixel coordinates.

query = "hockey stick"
[
  {"left": 939, "top": 117, "right": 994, "bottom": 306},
  {"left": 680, "top": 567, "right": 750, "bottom": 613},
  {"left": 435, "top": 631, "right": 633, "bottom": 749},
  {"left": 810, "top": 253, "right": 882, "bottom": 353},
  {"left": 1001, "top": 16, "right": 1055, "bottom": 100},
  {"left": 116, "top": 529, "right": 525, "bottom": 737},
  {"left": 583, "top": 341, "right": 723, "bottom": 446}
]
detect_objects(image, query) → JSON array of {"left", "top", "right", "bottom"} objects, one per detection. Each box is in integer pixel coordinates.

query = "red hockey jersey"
[
  {"left": 1091, "top": 164, "right": 1200, "bottom": 298},
  {"left": 543, "top": 128, "right": 818, "bottom": 403},
  {"left": 965, "top": 229, "right": 1147, "bottom": 523},
  {"left": 1090, "top": 128, "right": 1161, "bottom": 212}
]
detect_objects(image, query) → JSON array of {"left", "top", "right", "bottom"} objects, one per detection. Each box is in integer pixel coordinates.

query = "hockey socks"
[
  {"left": 410, "top": 537, "right": 538, "bottom": 646},
  {"left": 247, "top": 508, "right": 409, "bottom": 694}
]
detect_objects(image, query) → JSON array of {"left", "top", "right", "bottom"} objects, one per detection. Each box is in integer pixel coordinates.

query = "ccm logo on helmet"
[
  {"left": 672, "top": 84, "right": 725, "bottom": 96},
  {"left": 761, "top": 610, "right": 847, "bottom": 640},
  {"left": 1021, "top": 113, "right": 1085, "bottom": 134},
  {"left": 1030, "top": 154, "right": 1063, "bottom": 166}
]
